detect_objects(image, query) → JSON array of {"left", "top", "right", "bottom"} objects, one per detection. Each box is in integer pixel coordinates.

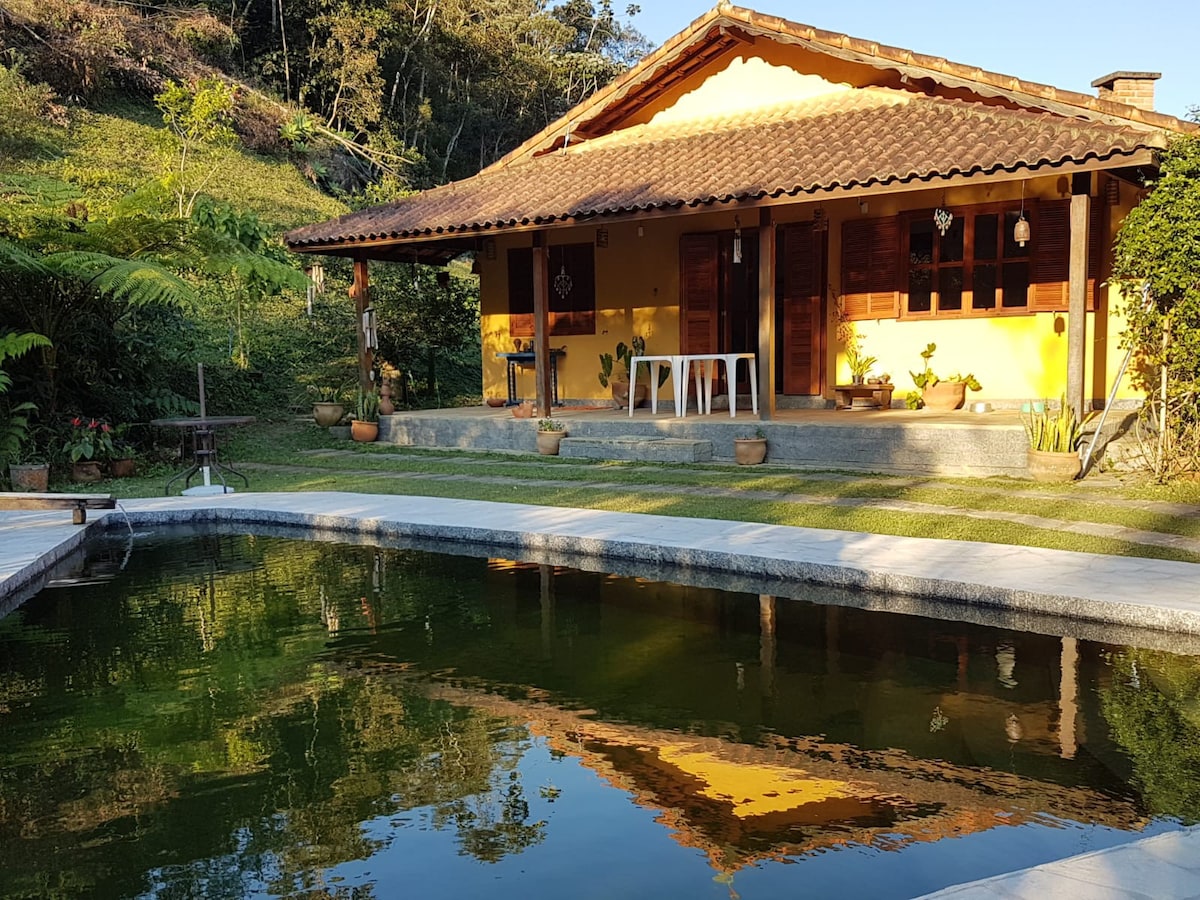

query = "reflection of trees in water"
[
  {"left": 0, "top": 538, "right": 541, "bottom": 898},
  {"left": 1100, "top": 649, "right": 1200, "bottom": 822}
]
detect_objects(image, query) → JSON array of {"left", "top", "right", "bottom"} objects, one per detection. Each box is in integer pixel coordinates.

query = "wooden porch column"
[
  {"left": 532, "top": 232, "right": 551, "bottom": 417},
  {"left": 352, "top": 258, "right": 374, "bottom": 394},
  {"left": 1067, "top": 173, "right": 1091, "bottom": 420},
  {"left": 757, "top": 207, "right": 776, "bottom": 420}
]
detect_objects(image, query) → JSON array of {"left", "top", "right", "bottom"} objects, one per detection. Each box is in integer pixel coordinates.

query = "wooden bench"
[
  {"left": 834, "top": 383, "right": 895, "bottom": 410},
  {"left": 0, "top": 492, "right": 117, "bottom": 524}
]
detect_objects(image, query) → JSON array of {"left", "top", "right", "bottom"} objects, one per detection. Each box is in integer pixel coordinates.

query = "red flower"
[
  {"left": 88, "top": 419, "right": 98, "bottom": 429},
  {"left": 71, "top": 417, "right": 82, "bottom": 427},
  {"left": 100, "top": 423, "right": 111, "bottom": 432}
]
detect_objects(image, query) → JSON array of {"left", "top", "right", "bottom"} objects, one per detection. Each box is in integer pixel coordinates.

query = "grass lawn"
[{"left": 80, "top": 420, "right": 1200, "bottom": 565}]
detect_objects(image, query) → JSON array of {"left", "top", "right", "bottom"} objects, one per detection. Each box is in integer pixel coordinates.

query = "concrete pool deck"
[{"left": 3, "top": 491, "right": 1200, "bottom": 897}]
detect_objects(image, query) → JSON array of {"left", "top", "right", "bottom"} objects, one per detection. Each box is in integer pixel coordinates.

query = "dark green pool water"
[{"left": 1, "top": 532, "right": 1198, "bottom": 899}]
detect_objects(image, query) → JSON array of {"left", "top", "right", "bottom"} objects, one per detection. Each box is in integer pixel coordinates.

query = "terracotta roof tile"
[{"left": 287, "top": 91, "right": 1160, "bottom": 252}]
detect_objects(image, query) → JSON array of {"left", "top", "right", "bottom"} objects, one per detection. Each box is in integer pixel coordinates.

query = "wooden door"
[
  {"left": 780, "top": 223, "right": 826, "bottom": 395},
  {"left": 680, "top": 233, "right": 719, "bottom": 353}
]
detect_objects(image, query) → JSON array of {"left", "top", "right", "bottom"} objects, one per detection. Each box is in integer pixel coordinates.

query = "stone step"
[{"left": 559, "top": 436, "right": 713, "bottom": 463}]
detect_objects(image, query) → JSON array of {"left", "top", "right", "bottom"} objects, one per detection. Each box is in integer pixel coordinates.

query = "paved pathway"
[
  {"left": 918, "top": 826, "right": 1200, "bottom": 899},
  {"left": 4, "top": 491, "right": 1200, "bottom": 897},
  {"left": 249, "top": 460, "right": 1200, "bottom": 556}
]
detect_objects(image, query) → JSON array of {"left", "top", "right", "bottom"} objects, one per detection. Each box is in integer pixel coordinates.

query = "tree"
[
  {"left": 156, "top": 77, "right": 236, "bottom": 218},
  {"left": 1112, "top": 131, "right": 1200, "bottom": 478}
]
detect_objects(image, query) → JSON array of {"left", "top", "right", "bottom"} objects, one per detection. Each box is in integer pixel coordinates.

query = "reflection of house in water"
[
  {"left": 418, "top": 679, "right": 1145, "bottom": 875},
  {"left": 351, "top": 557, "right": 1156, "bottom": 873}
]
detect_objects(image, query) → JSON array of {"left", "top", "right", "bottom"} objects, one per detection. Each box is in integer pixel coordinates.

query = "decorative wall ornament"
[
  {"left": 554, "top": 265, "right": 573, "bottom": 299},
  {"left": 933, "top": 207, "right": 954, "bottom": 236},
  {"left": 596, "top": 227, "right": 609, "bottom": 248},
  {"left": 812, "top": 206, "right": 828, "bottom": 232},
  {"left": 733, "top": 215, "right": 743, "bottom": 264}
]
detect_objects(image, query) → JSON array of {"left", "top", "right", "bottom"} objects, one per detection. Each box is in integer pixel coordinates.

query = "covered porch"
[{"left": 374, "top": 404, "right": 1030, "bottom": 477}]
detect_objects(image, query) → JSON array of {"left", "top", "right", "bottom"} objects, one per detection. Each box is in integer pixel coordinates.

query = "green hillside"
[{"left": 3, "top": 98, "right": 345, "bottom": 230}]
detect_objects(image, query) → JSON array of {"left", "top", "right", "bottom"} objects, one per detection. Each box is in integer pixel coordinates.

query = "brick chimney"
[{"left": 1092, "top": 71, "right": 1161, "bottom": 111}]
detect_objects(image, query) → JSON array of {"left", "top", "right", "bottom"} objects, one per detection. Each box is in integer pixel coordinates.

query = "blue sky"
[{"left": 626, "top": 1, "right": 1198, "bottom": 121}]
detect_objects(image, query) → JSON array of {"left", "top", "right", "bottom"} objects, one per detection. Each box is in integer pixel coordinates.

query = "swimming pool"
[{"left": 1, "top": 530, "right": 1195, "bottom": 898}]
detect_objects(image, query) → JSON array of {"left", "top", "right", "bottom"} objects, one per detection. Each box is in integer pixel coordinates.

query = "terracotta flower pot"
[
  {"left": 922, "top": 381, "right": 967, "bottom": 412},
  {"left": 109, "top": 458, "right": 136, "bottom": 478},
  {"left": 71, "top": 461, "right": 103, "bottom": 483},
  {"left": 536, "top": 430, "right": 566, "bottom": 456},
  {"left": 511, "top": 401, "right": 534, "bottom": 419},
  {"left": 734, "top": 438, "right": 767, "bottom": 465},
  {"left": 610, "top": 380, "right": 648, "bottom": 409},
  {"left": 1027, "top": 448, "right": 1081, "bottom": 483},
  {"left": 351, "top": 420, "right": 379, "bottom": 442},
  {"left": 313, "top": 402, "right": 345, "bottom": 428},
  {"left": 9, "top": 463, "right": 49, "bottom": 492},
  {"left": 378, "top": 386, "right": 396, "bottom": 416}
]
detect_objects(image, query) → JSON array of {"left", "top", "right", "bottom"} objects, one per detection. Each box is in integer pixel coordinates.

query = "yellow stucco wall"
[{"left": 479, "top": 173, "right": 1140, "bottom": 405}]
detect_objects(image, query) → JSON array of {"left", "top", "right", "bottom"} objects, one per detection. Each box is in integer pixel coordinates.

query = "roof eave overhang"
[{"left": 285, "top": 147, "right": 1158, "bottom": 258}]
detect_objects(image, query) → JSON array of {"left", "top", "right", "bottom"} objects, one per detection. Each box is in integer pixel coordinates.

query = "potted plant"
[
  {"left": 310, "top": 385, "right": 346, "bottom": 428},
  {"left": 1025, "top": 398, "right": 1091, "bottom": 482},
  {"left": 8, "top": 445, "right": 49, "bottom": 491},
  {"left": 733, "top": 427, "right": 768, "bottom": 465},
  {"left": 64, "top": 416, "right": 114, "bottom": 482},
  {"left": 351, "top": 390, "right": 380, "bottom": 442},
  {"left": 598, "top": 336, "right": 667, "bottom": 409},
  {"left": 536, "top": 418, "right": 567, "bottom": 455},
  {"left": 908, "top": 343, "right": 981, "bottom": 411}
]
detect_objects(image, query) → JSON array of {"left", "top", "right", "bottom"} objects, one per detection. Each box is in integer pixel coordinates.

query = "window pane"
[
  {"left": 1002, "top": 262, "right": 1029, "bottom": 307},
  {"left": 910, "top": 219, "right": 934, "bottom": 265},
  {"left": 939, "top": 216, "right": 964, "bottom": 263},
  {"left": 1003, "top": 211, "right": 1030, "bottom": 258},
  {"left": 974, "top": 214, "right": 999, "bottom": 261},
  {"left": 938, "top": 267, "right": 963, "bottom": 311},
  {"left": 973, "top": 263, "right": 997, "bottom": 310},
  {"left": 908, "top": 267, "right": 932, "bottom": 313}
]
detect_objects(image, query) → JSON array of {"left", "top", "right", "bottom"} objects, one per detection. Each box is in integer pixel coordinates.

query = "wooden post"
[
  {"left": 1067, "top": 174, "right": 1091, "bottom": 420},
  {"left": 532, "top": 232, "right": 551, "bottom": 417},
  {"left": 757, "top": 207, "right": 776, "bottom": 420},
  {"left": 352, "top": 258, "right": 374, "bottom": 394}
]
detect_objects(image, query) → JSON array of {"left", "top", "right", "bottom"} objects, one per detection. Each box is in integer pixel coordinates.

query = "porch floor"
[{"left": 377, "top": 403, "right": 1032, "bottom": 478}]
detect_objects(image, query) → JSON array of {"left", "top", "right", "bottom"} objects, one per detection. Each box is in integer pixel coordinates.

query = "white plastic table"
[
  {"left": 685, "top": 352, "right": 758, "bottom": 417},
  {"left": 628, "top": 355, "right": 698, "bottom": 417}
]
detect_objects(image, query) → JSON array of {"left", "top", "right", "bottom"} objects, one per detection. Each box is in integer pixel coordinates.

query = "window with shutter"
[
  {"left": 507, "top": 243, "right": 596, "bottom": 337},
  {"left": 841, "top": 218, "right": 899, "bottom": 321},
  {"left": 901, "top": 205, "right": 1033, "bottom": 317}
]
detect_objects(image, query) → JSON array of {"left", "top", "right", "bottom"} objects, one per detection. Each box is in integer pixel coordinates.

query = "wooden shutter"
[
  {"left": 680, "top": 233, "right": 719, "bottom": 353},
  {"left": 507, "top": 247, "right": 534, "bottom": 337},
  {"left": 1032, "top": 199, "right": 1104, "bottom": 312},
  {"left": 1030, "top": 200, "right": 1069, "bottom": 311},
  {"left": 780, "top": 223, "right": 825, "bottom": 395},
  {"left": 841, "top": 217, "right": 899, "bottom": 320}
]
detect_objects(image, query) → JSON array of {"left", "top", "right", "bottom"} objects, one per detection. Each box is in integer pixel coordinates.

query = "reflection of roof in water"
[{"left": 412, "top": 677, "right": 1148, "bottom": 875}]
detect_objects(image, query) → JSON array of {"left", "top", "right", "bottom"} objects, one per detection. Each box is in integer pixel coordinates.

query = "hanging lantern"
[
  {"left": 732, "top": 215, "right": 742, "bottom": 264},
  {"left": 933, "top": 207, "right": 954, "bottom": 236},
  {"left": 1013, "top": 214, "right": 1031, "bottom": 247},
  {"left": 812, "top": 206, "right": 828, "bottom": 232},
  {"left": 1014, "top": 179, "right": 1030, "bottom": 247}
]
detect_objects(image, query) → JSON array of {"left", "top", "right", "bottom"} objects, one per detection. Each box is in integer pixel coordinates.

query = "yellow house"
[{"left": 287, "top": 4, "right": 1190, "bottom": 417}]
